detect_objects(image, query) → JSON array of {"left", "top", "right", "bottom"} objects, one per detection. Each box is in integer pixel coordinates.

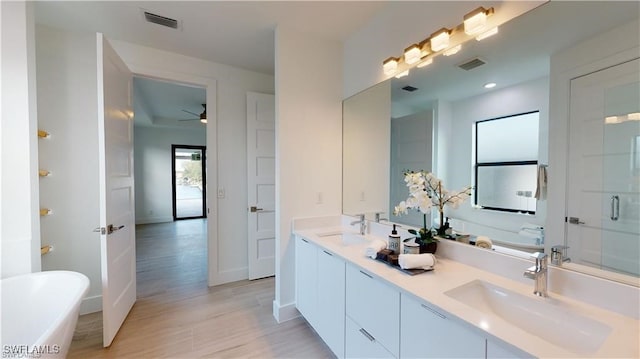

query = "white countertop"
[{"left": 294, "top": 225, "right": 640, "bottom": 359}]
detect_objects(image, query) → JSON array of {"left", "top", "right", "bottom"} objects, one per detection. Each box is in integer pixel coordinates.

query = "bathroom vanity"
[{"left": 293, "top": 216, "right": 639, "bottom": 359}]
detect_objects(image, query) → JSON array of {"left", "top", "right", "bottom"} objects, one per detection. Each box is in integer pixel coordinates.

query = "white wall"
[
  {"left": 342, "top": 1, "right": 545, "bottom": 98},
  {"left": 110, "top": 40, "right": 274, "bottom": 285},
  {"left": 34, "top": 24, "right": 102, "bottom": 313},
  {"left": 1, "top": 1, "right": 41, "bottom": 278},
  {"left": 133, "top": 124, "right": 206, "bottom": 223},
  {"left": 444, "top": 77, "right": 549, "bottom": 239},
  {"left": 274, "top": 25, "right": 343, "bottom": 322}
]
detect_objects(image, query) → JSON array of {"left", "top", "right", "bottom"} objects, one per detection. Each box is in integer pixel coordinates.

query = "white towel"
[
  {"left": 475, "top": 236, "right": 492, "bottom": 249},
  {"left": 365, "top": 239, "right": 387, "bottom": 259},
  {"left": 398, "top": 253, "right": 436, "bottom": 270}
]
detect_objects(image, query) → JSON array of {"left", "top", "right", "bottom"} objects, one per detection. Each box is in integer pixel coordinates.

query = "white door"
[
  {"left": 97, "top": 33, "right": 136, "bottom": 347},
  {"left": 247, "top": 92, "right": 275, "bottom": 280},
  {"left": 567, "top": 58, "right": 640, "bottom": 276}
]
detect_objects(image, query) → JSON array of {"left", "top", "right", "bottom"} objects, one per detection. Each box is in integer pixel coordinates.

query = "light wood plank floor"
[{"left": 69, "top": 219, "right": 333, "bottom": 358}]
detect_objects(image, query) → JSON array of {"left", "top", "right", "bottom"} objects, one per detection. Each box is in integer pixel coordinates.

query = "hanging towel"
[{"left": 534, "top": 165, "right": 547, "bottom": 200}]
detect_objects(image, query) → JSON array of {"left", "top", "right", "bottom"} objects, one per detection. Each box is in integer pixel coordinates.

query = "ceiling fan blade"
[{"left": 182, "top": 109, "right": 200, "bottom": 116}]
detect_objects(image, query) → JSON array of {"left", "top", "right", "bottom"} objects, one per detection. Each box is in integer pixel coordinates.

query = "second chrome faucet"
[
  {"left": 524, "top": 252, "right": 548, "bottom": 297},
  {"left": 350, "top": 214, "right": 367, "bottom": 235}
]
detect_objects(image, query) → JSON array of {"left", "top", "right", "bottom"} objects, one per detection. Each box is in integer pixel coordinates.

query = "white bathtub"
[{"left": 1, "top": 271, "right": 90, "bottom": 358}]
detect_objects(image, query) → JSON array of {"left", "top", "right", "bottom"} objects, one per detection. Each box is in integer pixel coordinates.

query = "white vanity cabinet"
[
  {"left": 345, "top": 264, "right": 400, "bottom": 358},
  {"left": 400, "top": 294, "right": 485, "bottom": 358},
  {"left": 295, "top": 236, "right": 318, "bottom": 327},
  {"left": 295, "top": 236, "right": 346, "bottom": 358},
  {"left": 486, "top": 338, "right": 531, "bottom": 359},
  {"left": 317, "top": 248, "right": 346, "bottom": 357}
]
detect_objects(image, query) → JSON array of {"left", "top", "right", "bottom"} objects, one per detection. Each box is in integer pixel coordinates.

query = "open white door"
[
  {"left": 96, "top": 33, "right": 136, "bottom": 347},
  {"left": 247, "top": 92, "right": 276, "bottom": 280}
]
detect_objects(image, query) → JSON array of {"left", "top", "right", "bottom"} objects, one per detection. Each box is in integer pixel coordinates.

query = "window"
[{"left": 474, "top": 111, "right": 539, "bottom": 214}]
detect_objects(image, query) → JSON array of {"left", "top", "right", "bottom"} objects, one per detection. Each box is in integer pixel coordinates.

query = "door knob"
[
  {"left": 107, "top": 224, "right": 125, "bottom": 234},
  {"left": 568, "top": 217, "right": 585, "bottom": 225},
  {"left": 250, "top": 206, "right": 263, "bottom": 213}
]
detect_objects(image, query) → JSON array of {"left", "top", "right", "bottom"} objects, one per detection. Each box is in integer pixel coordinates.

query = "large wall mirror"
[{"left": 343, "top": 1, "right": 639, "bottom": 284}]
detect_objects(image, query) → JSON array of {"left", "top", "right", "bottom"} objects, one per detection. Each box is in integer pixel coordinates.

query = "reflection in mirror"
[
  {"left": 342, "top": 1, "right": 640, "bottom": 284},
  {"left": 342, "top": 81, "right": 390, "bottom": 219},
  {"left": 475, "top": 111, "right": 539, "bottom": 214}
]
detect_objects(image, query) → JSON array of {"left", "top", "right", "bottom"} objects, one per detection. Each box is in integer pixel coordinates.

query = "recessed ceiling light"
[{"left": 484, "top": 82, "right": 497, "bottom": 89}]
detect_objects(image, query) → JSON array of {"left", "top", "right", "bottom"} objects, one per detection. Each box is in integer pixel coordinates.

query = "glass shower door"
[{"left": 567, "top": 58, "right": 640, "bottom": 277}]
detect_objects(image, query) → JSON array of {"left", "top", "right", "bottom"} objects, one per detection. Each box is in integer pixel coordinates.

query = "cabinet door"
[
  {"left": 487, "top": 338, "right": 531, "bottom": 359},
  {"left": 317, "top": 249, "right": 346, "bottom": 358},
  {"left": 346, "top": 264, "right": 400, "bottom": 357},
  {"left": 346, "top": 316, "right": 395, "bottom": 359},
  {"left": 400, "top": 294, "right": 485, "bottom": 358},
  {"left": 295, "top": 236, "right": 318, "bottom": 327}
]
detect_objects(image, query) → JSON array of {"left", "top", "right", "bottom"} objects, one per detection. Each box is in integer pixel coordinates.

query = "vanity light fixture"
[
  {"left": 395, "top": 70, "right": 410, "bottom": 79},
  {"left": 476, "top": 27, "right": 499, "bottom": 41},
  {"left": 417, "top": 57, "right": 433, "bottom": 68},
  {"left": 383, "top": 57, "right": 400, "bottom": 76},
  {"left": 464, "top": 7, "right": 494, "bottom": 35},
  {"left": 606, "top": 112, "right": 640, "bottom": 124},
  {"left": 404, "top": 44, "right": 422, "bottom": 65},
  {"left": 484, "top": 82, "right": 497, "bottom": 89},
  {"left": 443, "top": 44, "right": 462, "bottom": 56},
  {"left": 430, "top": 28, "right": 451, "bottom": 52},
  {"left": 381, "top": 5, "right": 496, "bottom": 76}
]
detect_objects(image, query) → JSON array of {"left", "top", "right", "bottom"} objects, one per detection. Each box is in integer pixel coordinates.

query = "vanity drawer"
[
  {"left": 346, "top": 264, "right": 399, "bottom": 357},
  {"left": 346, "top": 316, "right": 395, "bottom": 358}
]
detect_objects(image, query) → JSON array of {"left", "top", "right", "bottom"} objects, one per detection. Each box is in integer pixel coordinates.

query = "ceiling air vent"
[
  {"left": 143, "top": 11, "right": 179, "bottom": 29},
  {"left": 458, "top": 58, "right": 487, "bottom": 71},
  {"left": 402, "top": 85, "right": 419, "bottom": 92}
]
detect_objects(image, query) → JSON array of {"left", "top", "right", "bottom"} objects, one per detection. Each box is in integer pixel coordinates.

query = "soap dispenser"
[{"left": 389, "top": 224, "right": 401, "bottom": 254}]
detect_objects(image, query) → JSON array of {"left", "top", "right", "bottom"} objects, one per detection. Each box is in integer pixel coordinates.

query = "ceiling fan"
[{"left": 180, "top": 104, "right": 207, "bottom": 124}]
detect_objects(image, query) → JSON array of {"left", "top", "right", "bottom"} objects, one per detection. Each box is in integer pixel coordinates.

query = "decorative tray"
[{"left": 374, "top": 257, "right": 433, "bottom": 276}]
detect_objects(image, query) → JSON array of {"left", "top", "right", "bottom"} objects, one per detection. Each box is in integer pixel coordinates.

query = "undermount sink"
[
  {"left": 445, "top": 280, "right": 612, "bottom": 355},
  {"left": 316, "top": 231, "right": 369, "bottom": 246}
]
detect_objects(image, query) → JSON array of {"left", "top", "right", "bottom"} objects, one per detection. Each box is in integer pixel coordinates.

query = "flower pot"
[{"left": 419, "top": 241, "right": 438, "bottom": 254}]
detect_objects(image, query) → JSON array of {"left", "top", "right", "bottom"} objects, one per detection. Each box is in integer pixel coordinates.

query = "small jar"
[{"left": 403, "top": 241, "right": 420, "bottom": 254}]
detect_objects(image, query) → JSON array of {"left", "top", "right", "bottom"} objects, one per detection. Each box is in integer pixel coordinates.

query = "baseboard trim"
[
  {"left": 79, "top": 294, "right": 102, "bottom": 315},
  {"left": 272, "top": 300, "right": 299, "bottom": 323},
  {"left": 135, "top": 216, "right": 173, "bottom": 225}
]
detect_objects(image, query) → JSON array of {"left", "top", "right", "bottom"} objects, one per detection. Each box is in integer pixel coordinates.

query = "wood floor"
[{"left": 69, "top": 219, "right": 333, "bottom": 358}]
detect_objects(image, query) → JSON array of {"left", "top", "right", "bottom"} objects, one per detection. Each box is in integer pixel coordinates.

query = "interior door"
[
  {"left": 97, "top": 33, "right": 136, "bottom": 347},
  {"left": 567, "top": 58, "right": 640, "bottom": 276},
  {"left": 247, "top": 92, "right": 275, "bottom": 280}
]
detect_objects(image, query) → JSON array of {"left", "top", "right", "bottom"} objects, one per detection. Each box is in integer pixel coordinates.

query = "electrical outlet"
[
  {"left": 217, "top": 188, "right": 225, "bottom": 198},
  {"left": 316, "top": 192, "right": 323, "bottom": 204},
  {"left": 360, "top": 191, "right": 365, "bottom": 201}
]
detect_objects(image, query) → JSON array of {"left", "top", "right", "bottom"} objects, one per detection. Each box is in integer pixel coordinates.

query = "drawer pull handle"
[
  {"left": 421, "top": 304, "right": 446, "bottom": 319},
  {"left": 323, "top": 250, "right": 333, "bottom": 256},
  {"left": 359, "top": 270, "right": 373, "bottom": 279},
  {"left": 359, "top": 328, "right": 376, "bottom": 342},
  {"left": 301, "top": 238, "right": 309, "bottom": 243}
]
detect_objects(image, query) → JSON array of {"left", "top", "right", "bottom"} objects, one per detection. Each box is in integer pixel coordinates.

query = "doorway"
[{"left": 172, "top": 145, "right": 207, "bottom": 220}]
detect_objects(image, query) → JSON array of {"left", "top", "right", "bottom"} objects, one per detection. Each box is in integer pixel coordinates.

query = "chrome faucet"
[
  {"left": 350, "top": 214, "right": 367, "bottom": 235},
  {"left": 551, "top": 245, "right": 570, "bottom": 266},
  {"left": 523, "top": 252, "right": 548, "bottom": 297},
  {"left": 374, "top": 212, "right": 388, "bottom": 223}
]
